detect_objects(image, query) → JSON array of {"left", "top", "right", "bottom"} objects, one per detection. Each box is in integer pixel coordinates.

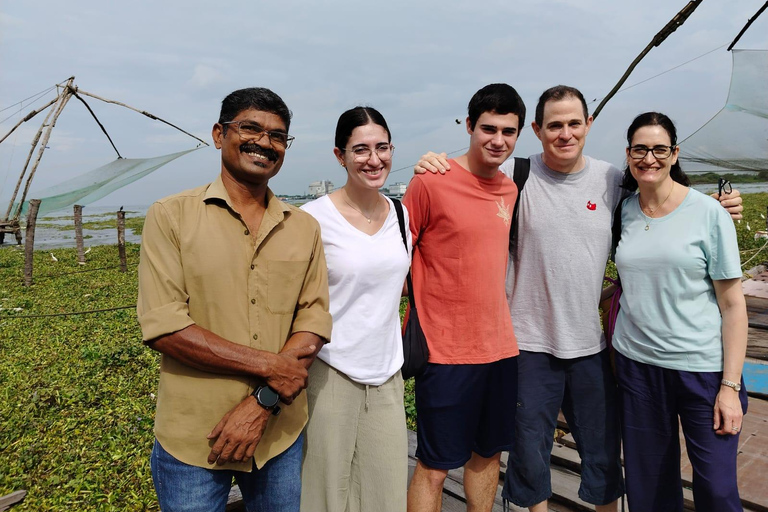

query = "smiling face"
[
  {"left": 212, "top": 108, "right": 287, "bottom": 187},
  {"left": 466, "top": 111, "right": 519, "bottom": 176},
  {"left": 626, "top": 125, "right": 680, "bottom": 188},
  {"left": 533, "top": 96, "right": 592, "bottom": 173},
  {"left": 334, "top": 122, "right": 392, "bottom": 191}
]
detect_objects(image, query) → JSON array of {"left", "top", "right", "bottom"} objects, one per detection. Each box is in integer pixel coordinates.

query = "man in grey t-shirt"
[{"left": 415, "top": 85, "right": 743, "bottom": 512}]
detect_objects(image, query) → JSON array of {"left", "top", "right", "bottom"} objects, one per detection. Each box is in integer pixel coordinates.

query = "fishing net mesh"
[
  {"left": 14, "top": 148, "right": 199, "bottom": 217},
  {"left": 679, "top": 50, "right": 768, "bottom": 172}
]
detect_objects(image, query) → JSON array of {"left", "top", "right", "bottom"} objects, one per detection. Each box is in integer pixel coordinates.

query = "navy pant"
[
  {"left": 502, "top": 350, "right": 623, "bottom": 507},
  {"left": 614, "top": 351, "right": 748, "bottom": 512}
]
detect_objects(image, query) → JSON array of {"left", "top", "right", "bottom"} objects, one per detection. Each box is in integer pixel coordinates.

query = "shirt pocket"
[{"left": 267, "top": 260, "right": 310, "bottom": 314}]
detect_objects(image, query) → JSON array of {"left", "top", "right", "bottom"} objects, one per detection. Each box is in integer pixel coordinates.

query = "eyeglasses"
[
  {"left": 718, "top": 177, "right": 732, "bottom": 197},
  {"left": 628, "top": 145, "right": 675, "bottom": 160},
  {"left": 342, "top": 144, "right": 394, "bottom": 162},
  {"left": 221, "top": 121, "right": 295, "bottom": 149}
]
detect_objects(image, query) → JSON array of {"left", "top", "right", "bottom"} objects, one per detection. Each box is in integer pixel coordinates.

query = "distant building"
[
  {"left": 385, "top": 182, "right": 407, "bottom": 198},
  {"left": 308, "top": 180, "right": 334, "bottom": 197}
]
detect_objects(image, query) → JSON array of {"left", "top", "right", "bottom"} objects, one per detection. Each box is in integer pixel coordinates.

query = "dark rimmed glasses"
[
  {"left": 628, "top": 145, "right": 676, "bottom": 160},
  {"left": 221, "top": 121, "right": 295, "bottom": 149},
  {"left": 342, "top": 144, "right": 395, "bottom": 162},
  {"left": 718, "top": 177, "right": 732, "bottom": 197}
]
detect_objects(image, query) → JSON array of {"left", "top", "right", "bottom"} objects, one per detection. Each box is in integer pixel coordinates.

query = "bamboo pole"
[
  {"left": 117, "top": 209, "right": 127, "bottom": 272},
  {"left": 13, "top": 78, "right": 76, "bottom": 220},
  {"left": 0, "top": 97, "right": 59, "bottom": 146},
  {"left": 76, "top": 89, "right": 209, "bottom": 147},
  {"left": 74, "top": 205, "right": 85, "bottom": 264},
  {"left": 4, "top": 98, "right": 59, "bottom": 220},
  {"left": 23, "top": 199, "right": 41, "bottom": 286},
  {"left": 592, "top": 0, "right": 703, "bottom": 120},
  {"left": 728, "top": 1, "right": 768, "bottom": 51}
]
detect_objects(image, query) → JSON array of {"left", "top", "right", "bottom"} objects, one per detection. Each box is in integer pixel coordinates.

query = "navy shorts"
[{"left": 414, "top": 356, "right": 518, "bottom": 470}]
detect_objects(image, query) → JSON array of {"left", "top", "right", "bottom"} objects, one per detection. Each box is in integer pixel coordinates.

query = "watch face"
[{"left": 258, "top": 386, "right": 280, "bottom": 408}]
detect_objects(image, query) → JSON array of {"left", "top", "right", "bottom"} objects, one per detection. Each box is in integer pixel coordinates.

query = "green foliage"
[
  {"left": 0, "top": 242, "right": 159, "bottom": 511},
  {"left": 2, "top": 194, "right": 766, "bottom": 509}
]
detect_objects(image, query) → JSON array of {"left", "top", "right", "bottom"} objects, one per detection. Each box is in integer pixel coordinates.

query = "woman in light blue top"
[{"left": 612, "top": 112, "right": 748, "bottom": 512}]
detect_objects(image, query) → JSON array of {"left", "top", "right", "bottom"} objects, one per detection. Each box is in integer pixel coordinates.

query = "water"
[
  {"left": 0, "top": 205, "right": 148, "bottom": 250},
  {"left": 693, "top": 183, "right": 768, "bottom": 195}
]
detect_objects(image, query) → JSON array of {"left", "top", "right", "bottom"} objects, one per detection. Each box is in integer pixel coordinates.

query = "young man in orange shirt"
[{"left": 404, "top": 83, "right": 525, "bottom": 512}]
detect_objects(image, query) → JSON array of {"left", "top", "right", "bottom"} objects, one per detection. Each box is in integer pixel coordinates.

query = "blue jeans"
[{"left": 151, "top": 434, "right": 303, "bottom": 512}]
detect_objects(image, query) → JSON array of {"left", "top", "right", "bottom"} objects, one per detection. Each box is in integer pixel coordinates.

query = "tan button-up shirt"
[{"left": 137, "top": 176, "right": 332, "bottom": 470}]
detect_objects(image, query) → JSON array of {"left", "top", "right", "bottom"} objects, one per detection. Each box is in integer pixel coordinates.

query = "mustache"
[{"left": 239, "top": 143, "right": 278, "bottom": 161}]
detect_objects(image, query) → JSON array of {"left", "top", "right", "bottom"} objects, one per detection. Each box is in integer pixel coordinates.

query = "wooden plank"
[{"left": 0, "top": 491, "right": 26, "bottom": 512}]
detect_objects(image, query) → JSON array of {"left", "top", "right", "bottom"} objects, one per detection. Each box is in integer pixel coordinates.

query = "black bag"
[{"left": 392, "top": 199, "right": 429, "bottom": 379}]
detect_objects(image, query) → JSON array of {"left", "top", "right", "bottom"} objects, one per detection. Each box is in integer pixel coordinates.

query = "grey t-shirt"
[{"left": 500, "top": 154, "right": 625, "bottom": 358}]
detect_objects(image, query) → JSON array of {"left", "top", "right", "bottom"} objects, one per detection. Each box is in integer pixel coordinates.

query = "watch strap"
[{"left": 721, "top": 378, "right": 741, "bottom": 392}]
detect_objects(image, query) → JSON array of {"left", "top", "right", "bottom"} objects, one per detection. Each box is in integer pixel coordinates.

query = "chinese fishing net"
[
  {"left": 13, "top": 148, "right": 199, "bottom": 217},
  {"left": 678, "top": 49, "right": 768, "bottom": 172}
]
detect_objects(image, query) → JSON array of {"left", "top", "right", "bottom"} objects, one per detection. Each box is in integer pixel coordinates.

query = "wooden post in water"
[
  {"left": 117, "top": 208, "right": 127, "bottom": 272},
  {"left": 23, "top": 199, "right": 42, "bottom": 287},
  {"left": 74, "top": 205, "right": 85, "bottom": 265}
]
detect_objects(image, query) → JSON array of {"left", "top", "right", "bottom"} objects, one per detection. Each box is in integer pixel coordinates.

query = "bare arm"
[
  {"left": 711, "top": 189, "right": 743, "bottom": 221},
  {"left": 414, "top": 151, "right": 451, "bottom": 174},
  {"left": 148, "top": 324, "right": 316, "bottom": 403},
  {"left": 712, "top": 278, "right": 748, "bottom": 435}
]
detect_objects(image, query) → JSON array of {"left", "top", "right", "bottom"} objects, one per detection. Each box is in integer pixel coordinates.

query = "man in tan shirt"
[{"left": 137, "top": 87, "right": 332, "bottom": 511}]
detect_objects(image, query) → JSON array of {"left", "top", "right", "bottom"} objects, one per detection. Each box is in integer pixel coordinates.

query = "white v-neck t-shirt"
[{"left": 301, "top": 195, "right": 411, "bottom": 385}]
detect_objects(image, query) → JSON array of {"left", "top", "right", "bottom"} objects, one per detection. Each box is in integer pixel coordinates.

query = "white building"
[
  {"left": 308, "top": 180, "right": 334, "bottom": 197},
  {"left": 386, "top": 182, "right": 407, "bottom": 198}
]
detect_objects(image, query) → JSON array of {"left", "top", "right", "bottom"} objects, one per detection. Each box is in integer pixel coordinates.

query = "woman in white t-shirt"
[
  {"left": 299, "top": 106, "right": 411, "bottom": 512},
  {"left": 612, "top": 112, "right": 748, "bottom": 512}
]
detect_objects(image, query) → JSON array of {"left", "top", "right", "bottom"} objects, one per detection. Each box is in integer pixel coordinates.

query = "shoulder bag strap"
[{"left": 391, "top": 198, "right": 417, "bottom": 310}]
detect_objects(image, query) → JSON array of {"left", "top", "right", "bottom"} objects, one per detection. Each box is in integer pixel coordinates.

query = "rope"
[
  {"left": 32, "top": 262, "right": 138, "bottom": 280},
  {"left": 0, "top": 305, "right": 136, "bottom": 320},
  {"left": 741, "top": 238, "right": 768, "bottom": 269},
  {"left": 0, "top": 85, "right": 56, "bottom": 116},
  {"left": 389, "top": 147, "right": 469, "bottom": 174},
  {"left": 588, "top": 43, "right": 729, "bottom": 105}
]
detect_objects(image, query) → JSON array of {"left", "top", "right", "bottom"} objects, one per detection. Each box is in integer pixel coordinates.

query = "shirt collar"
[{"left": 203, "top": 175, "right": 291, "bottom": 219}]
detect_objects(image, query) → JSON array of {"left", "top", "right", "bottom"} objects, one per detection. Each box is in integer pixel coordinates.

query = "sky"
[{"left": 1, "top": 0, "right": 767, "bottom": 208}]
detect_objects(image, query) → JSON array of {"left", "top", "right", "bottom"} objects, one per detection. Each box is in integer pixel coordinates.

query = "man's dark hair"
[
  {"left": 218, "top": 87, "right": 292, "bottom": 134},
  {"left": 534, "top": 85, "right": 589, "bottom": 127},
  {"left": 334, "top": 106, "right": 391, "bottom": 150},
  {"left": 620, "top": 111, "right": 690, "bottom": 191},
  {"left": 467, "top": 83, "right": 526, "bottom": 131}
]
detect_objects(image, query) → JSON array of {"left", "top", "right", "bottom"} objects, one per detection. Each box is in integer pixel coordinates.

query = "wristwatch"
[
  {"left": 252, "top": 385, "right": 281, "bottom": 416},
  {"left": 721, "top": 379, "right": 742, "bottom": 392}
]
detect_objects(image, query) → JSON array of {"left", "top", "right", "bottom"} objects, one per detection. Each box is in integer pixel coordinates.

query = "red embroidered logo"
[{"left": 586, "top": 201, "right": 596, "bottom": 211}]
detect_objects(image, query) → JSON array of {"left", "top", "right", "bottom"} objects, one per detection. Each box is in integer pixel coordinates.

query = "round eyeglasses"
[{"left": 342, "top": 144, "right": 394, "bottom": 162}]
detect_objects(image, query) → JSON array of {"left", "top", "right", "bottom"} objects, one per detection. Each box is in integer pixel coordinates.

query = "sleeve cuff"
[
  {"left": 138, "top": 301, "right": 195, "bottom": 342},
  {"left": 291, "top": 310, "right": 333, "bottom": 343}
]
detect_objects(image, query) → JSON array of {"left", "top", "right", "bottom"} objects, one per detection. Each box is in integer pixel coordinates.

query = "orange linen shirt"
[
  {"left": 403, "top": 161, "right": 519, "bottom": 364},
  {"left": 137, "top": 177, "right": 332, "bottom": 471}
]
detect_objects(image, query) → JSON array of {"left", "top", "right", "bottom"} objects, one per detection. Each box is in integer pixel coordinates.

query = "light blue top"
[{"left": 613, "top": 187, "right": 741, "bottom": 372}]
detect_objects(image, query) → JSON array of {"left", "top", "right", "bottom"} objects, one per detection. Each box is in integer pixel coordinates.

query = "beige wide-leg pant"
[{"left": 300, "top": 359, "right": 408, "bottom": 512}]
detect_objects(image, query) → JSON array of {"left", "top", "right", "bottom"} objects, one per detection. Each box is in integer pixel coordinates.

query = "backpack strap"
[
  {"left": 510, "top": 157, "right": 531, "bottom": 251},
  {"left": 392, "top": 198, "right": 417, "bottom": 309}
]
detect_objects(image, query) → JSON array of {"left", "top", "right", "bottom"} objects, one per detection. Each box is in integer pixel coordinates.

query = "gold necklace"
[
  {"left": 639, "top": 181, "right": 674, "bottom": 231},
  {"left": 342, "top": 189, "right": 379, "bottom": 224}
]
